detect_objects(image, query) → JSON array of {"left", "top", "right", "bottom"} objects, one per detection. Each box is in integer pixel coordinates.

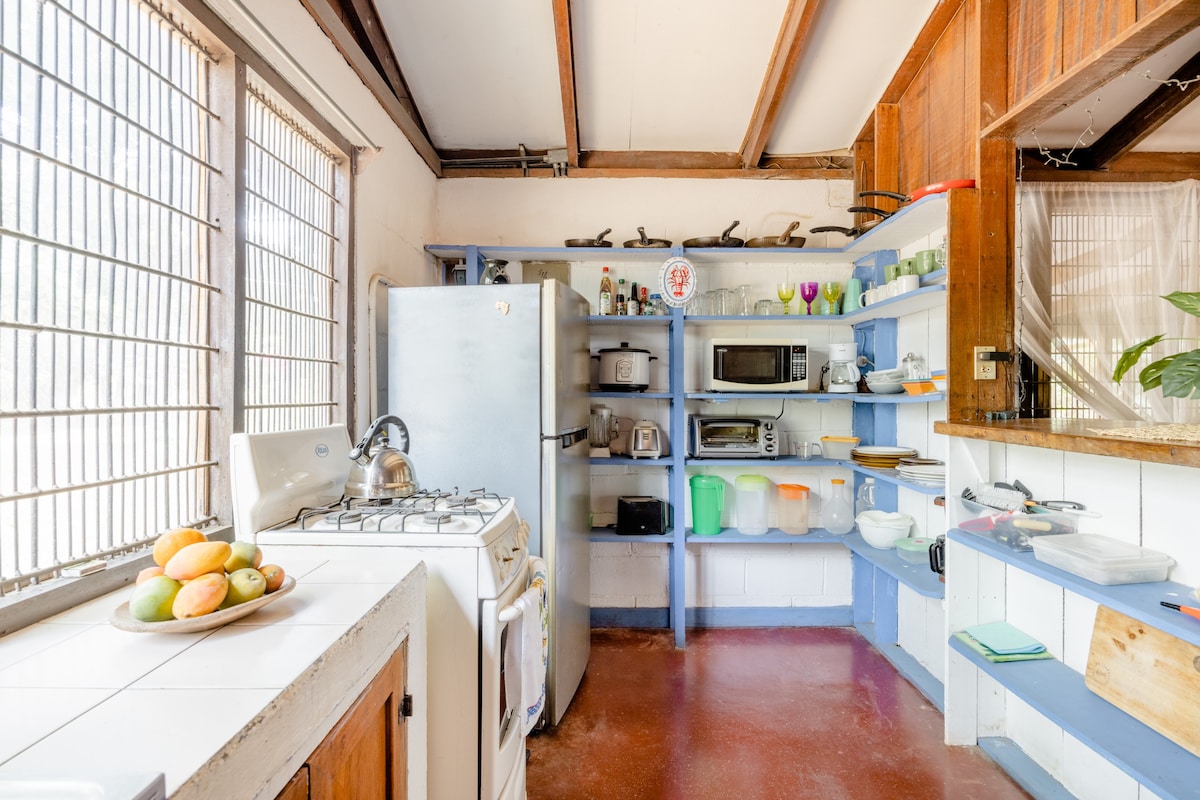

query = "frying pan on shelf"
[
  {"left": 745, "top": 221, "right": 806, "bottom": 248},
  {"left": 565, "top": 228, "right": 613, "bottom": 247},
  {"left": 623, "top": 226, "right": 672, "bottom": 248},
  {"left": 683, "top": 220, "right": 744, "bottom": 248},
  {"left": 858, "top": 179, "right": 976, "bottom": 208}
]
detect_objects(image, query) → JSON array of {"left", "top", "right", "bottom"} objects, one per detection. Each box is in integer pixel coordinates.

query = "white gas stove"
[{"left": 230, "top": 425, "right": 536, "bottom": 799}]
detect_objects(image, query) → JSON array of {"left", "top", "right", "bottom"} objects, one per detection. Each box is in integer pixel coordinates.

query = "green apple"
[
  {"left": 223, "top": 541, "right": 262, "bottom": 573},
  {"left": 221, "top": 567, "right": 267, "bottom": 608},
  {"left": 128, "top": 575, "right": 183, "bottom": 622}
]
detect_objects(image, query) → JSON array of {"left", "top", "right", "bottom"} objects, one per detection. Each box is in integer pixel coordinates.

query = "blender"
[
  {"left": 826, "top": 342, "right": 862, "bottom": 393},
  {"left": 589, "top": 405, "right": 616, "bottom": 457}
]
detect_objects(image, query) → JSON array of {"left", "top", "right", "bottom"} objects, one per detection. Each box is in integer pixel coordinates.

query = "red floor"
[{"left": 527, "top": 627, "right": 1032, "bottom": 800}]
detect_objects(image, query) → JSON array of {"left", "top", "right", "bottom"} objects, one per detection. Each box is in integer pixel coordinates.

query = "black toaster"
[{"left": 616, "top": 496, "right": 669, "bottom": 535}]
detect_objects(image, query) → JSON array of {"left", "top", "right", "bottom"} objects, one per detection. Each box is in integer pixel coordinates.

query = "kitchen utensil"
[
  {"left": 344, "top": 415, "right": 418, "bottom": 499},
  {"left": 564, "top": 228, "right": 613, "bottom": 247},
  {"left": 1161, "top": 601, "right": 1200, "bottom": 621},
  {"left": 481, "top": 259, "right": 510, "bottom": 284},
  {"left": 745, "top": 221, "right": 806, "bottom": 248},
  {"left": 623, "top": 226, "right": 672, "bottom": 248},
  {"left": 1086, "top": 605, "right": 1200, "bottom": 757},
  {"left": 793, "top": 441, "right": 822, "bottom": 460},
  {"left": 777, "top": 483, "right": 809, "bottom": 535},
  {"left": 683, "top": 220, "right": 744, "bottom": 248},
  {"left": 689, "top": 475, "right": 724, "bottom": 535},
  {"left": 629, "top": 419, "right": 663, "bottom": 458},
  {"left": 593, "top": 342, "right": 656, "bottom": 391},
  {"left": 858, "top": 179, "right": 976, "bottom": 206},
  {"left": 734, "top": 474, "right": 769, "bottom": 535},
  {"left": 847, "top": 205, "right": 894, "bottom": 220},
  {"left": 589, "top": 404, "right": 616, "bottom": 455}
]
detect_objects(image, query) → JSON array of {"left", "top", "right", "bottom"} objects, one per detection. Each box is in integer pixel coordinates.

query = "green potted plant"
[{"left": 1113, "top": 291, "right": 1200, "bottom": 398}]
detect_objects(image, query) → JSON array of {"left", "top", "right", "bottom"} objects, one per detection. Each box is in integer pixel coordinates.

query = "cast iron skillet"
[
  {"left": 623, "top": 226, "right": 672, "bottom": 248},
  {"left": 565, "top": 228, "right": 613, "bottom": 247},
  {"left": 745, "top": 221, "right": 806, "bottom": 248},
  {"left": 683, "top": 220, "right": 744, "bottom": 248}
]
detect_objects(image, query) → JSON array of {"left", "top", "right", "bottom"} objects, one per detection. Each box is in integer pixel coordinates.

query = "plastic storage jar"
[
  {"left": 689, "top": 475, "right": 725, "bottom": 536},
  {"left": 821, "top": 478, "right": 854, "bottom": 535},
  {"left": 734, "top": 474, "right": 770, "bottom": 535},
  {"left": 777, "top": 484, "right": 810, "bottom": 535}
]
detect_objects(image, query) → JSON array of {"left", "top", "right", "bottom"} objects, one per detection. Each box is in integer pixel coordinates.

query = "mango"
[
  {"left": 172, "top": 572, "right": 228, "bottom": 619},
  {"left": 224, "top": 541, "right": 263, "bottom": 573},
  {"left": 164, "top": 541, "right": 232, "bottom": 581},
  {"left": 258, "top": 564, "right": 286, "bottom": 593},
  {"left": 221, "top": 567, "right": 267, "bottom": 608},
  {"left": 136, "top": 566, "right": 165, "bottom": 585},
  {"left": 128, "top": 575, "right": 183, "bottom": 622},
  {"left": 153, "top": 527, "right": 207, "bottom": 567}
]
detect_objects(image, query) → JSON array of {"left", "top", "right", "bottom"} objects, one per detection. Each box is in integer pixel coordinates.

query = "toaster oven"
[{"left": 688, "top": 416, "right": 780, "bottom": 458}]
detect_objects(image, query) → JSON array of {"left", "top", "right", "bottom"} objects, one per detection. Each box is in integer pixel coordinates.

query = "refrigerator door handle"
[{"left": 542, "top": 426, "right": 588, "bottom": 449}]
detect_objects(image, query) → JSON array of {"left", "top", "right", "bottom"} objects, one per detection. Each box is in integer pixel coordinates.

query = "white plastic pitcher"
[{"left": 734, "top": 474, "right": 770, "bottom": 535}]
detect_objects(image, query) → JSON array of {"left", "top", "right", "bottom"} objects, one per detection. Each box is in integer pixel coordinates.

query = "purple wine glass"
[{"left": 799, "top": 282, "right": 819, "bottom": 315}]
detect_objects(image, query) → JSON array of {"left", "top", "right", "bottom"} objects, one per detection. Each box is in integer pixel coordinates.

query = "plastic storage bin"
[
  {"left": 895, "top": 536, "right": 934, "bottom": 564},
  {"left": 819, "top": 435, "right": 859, "bottom": 460},
  {"left": 1030, "top": 534, "right": 1175, "bottom": 585},
  {"left": 734, "top": 474, "right": 769, "bottom": 535},
  {"left": 956, "top": 495, "right": 1076, "bottom": 551}
]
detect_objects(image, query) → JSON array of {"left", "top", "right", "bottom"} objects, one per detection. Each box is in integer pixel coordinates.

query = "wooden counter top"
[{"left": 933, "top": 419, "right": 1200, "bottom": 468}]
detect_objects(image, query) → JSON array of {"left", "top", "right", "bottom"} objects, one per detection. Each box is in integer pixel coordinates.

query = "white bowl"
[
  {"left": 867, "top": 382, "right": 904, "bottom": 394},
  {"left": 856, "top": 511, "right": 914, "bottom": 549}
]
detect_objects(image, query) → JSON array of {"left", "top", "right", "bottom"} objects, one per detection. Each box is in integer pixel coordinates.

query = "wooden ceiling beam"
[
  {"left": 855, "top": 0, "right": 965, "bottom": 143},
  {"left": 298, "top": 0, "right": 442, "bottom": 176},
  {"left": 739, "top": 0, "right": 824, "bottom": 169},
  {"left": 441, "top": 165, "right": 851, "bottom": 180},
  {"left": 1020, "top": 149, "right": 1200, "bottom": 180},
  {"left": 551, "top": 0, "right": 581, "bottom": 167},
  {"left": 1085, "top": 48, "right": 1200, "bottom": 167},
  {"left": 982, "top": 0, "right": 1200, "bottom": 140},
  {"left": 338, "top": 0, "right": 416, "bottom": 118}
]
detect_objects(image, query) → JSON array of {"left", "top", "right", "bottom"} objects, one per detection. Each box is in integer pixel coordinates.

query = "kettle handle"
[{"left": 350, "top": 415, "right": 411, "bottom": 460}]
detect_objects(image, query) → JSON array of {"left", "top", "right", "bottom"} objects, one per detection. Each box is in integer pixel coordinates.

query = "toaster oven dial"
[{"left": 762, "top": 421, "right": 777, "bottom": 455}]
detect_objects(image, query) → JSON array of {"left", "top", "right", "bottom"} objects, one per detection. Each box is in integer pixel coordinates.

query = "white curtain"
[{"left": 1016, "top": 180, "right": 1200, "bottom": 423}]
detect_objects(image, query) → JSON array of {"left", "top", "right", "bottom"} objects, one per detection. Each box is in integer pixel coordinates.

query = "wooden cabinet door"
[
  {"left": 275, "top": 766, "right": 309, "bottom": 800},
  {"left": 304, "top": 641, "right": 410, "bottom": 800}
]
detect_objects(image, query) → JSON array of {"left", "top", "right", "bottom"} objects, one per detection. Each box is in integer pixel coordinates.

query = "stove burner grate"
[{"left": 280, "top": 486, "right": 505, "bottom": 533}]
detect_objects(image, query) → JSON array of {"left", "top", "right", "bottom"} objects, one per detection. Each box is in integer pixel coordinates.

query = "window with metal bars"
[{"left": 0, "top": 0, "right": 350, "bottom": 598}]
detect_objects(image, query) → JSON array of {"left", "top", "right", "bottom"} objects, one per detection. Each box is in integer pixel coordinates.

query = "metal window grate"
[
  {"left": 243, "top": 84, "right": 340, "bottom": 434},
  {"left": 0, "top": 0, "right": 216, "bottom": 592}
]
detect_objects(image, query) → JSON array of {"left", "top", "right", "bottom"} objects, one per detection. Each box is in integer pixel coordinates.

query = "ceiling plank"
[
  {"left": 1020, "top": 149, "right": 1200, "bottom": 179},
  {"left": 298, "top": 0, "right": 442, "bottom": 176},
  {"left": 441, "top": 165, "right": 851, "bottom": 180},
  {"left": 338, "top": 0, "right": 421, "bottom": 122},
  {"left": 551, "top": 0, "right": 580, "bottom": 168},
  {"left": 855, "top": 0, "right": 967, "bottom": 143},
  {"left": 739, "top": 0, "right": 824, "bottom": 169},
  {"left": 582, "top": 150, "right": 744, "bottom": 170},
  {"left": 1085, "top": 47, "right": 1200, "bottom": 166},
  {"left": 981, "top": 0, "right": 1200, "bottom": 139}
]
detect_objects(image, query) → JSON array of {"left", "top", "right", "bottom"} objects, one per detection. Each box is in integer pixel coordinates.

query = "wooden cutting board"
[{"left": 1085, "top": 605, "right": 1200, "bottom": 756}]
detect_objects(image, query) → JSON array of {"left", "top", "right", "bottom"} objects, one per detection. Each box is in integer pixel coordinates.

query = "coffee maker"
[{"left": 826, "top": 342, "right": 862, "bottom": 393}]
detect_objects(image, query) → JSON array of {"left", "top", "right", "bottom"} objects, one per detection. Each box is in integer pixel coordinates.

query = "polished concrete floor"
[{"left": 527, "top": 627, "right": 1032, "bottom": 800}]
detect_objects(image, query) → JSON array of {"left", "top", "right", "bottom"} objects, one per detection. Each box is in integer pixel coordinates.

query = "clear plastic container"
[
  {"left": 821, "top": 478, "right": 854, "bottom": 535},
  {"left": 1030, "top": 534, "right": 1174, "bottom": 585},
  {"left": 734, "top": 474, "right": 770, "bottom": 535},
  {"left": 819, "top": 436, "right": 859, "bottom": 460},
  {"left": 855, "top": 478, "right": 875, "bottom": 516},
  {"left": 777, "top": 483, "right": 810, "bottom": 535}
]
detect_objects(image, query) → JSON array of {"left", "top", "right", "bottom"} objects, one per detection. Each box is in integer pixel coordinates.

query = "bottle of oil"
[
  {"left": 598, "top": 267, "right": 613, "bottom": 315},
  {"left": 616, "top": 279, "right": 627, "bottom": 315}
]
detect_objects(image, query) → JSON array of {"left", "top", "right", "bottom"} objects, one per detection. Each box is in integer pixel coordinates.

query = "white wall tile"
[
  {"left": 1061, "top": 452, "right": 1140, "bottom": 539},
  {"left": 1142, "top": 461, "right": 1200, "bottom": 586}
]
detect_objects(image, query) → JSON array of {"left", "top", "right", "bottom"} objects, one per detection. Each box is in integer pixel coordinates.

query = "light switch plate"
[{"left": 974, "top": 346, "right": 997, "bottom": 380}]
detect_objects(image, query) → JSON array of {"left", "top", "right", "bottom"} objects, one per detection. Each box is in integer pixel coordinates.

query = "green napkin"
[
  {"left": 954, "top": 632, "right": 1054, "bottom": 663},
  {"left": 964, "top": 621, "right": 1046, "bottom": 655}
]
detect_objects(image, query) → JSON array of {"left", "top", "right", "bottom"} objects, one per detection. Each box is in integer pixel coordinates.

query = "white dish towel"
[{"left": 505, "top": 555, "right": 548, "bottom": 736}]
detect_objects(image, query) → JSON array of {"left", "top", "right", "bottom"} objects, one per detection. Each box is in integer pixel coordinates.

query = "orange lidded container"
[{"left": 777, "top": 484, "right": 810, "bottom": 535}]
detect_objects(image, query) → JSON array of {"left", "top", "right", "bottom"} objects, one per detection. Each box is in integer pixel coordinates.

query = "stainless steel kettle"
[{"left": 344, "top": 415, "right": 418, "bottom": 499}]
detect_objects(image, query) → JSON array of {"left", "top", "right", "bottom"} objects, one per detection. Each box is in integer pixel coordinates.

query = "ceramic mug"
[
  {"left": 883, "top": 262, "right": 901, "bottom": 283},
  {"left": 899, "top": 258, "right": 918, "bottom": 277},
  {"left": 915, "top": 249, "right": 938, "bottom": 275},
  {"left": 896, "top": 274, "right": 920, "bottom": 294}
]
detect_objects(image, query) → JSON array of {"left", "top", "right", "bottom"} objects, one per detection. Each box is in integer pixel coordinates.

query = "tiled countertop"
[{"left": 0, "top": 547, "right": 428, "bottom": 799}]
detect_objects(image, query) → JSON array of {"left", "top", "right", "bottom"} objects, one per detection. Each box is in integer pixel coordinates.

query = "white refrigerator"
[{"left": 388, "top": 279, "right": 591, "bottom": 725}]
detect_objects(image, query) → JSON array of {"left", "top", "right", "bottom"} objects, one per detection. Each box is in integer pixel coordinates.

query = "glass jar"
[
  {"left": 902, "top": 352, "right": 928, "bottom": 380},
  {"left": 821, "top": 478, "right": 854, "bottom": 535},
  {"left": 778, "top": 483, "right": 810, "bottom": 535}
]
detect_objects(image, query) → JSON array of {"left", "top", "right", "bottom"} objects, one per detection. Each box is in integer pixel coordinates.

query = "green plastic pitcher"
[{"left": 689, "top": 475, "right": 725, "bottom": 535}]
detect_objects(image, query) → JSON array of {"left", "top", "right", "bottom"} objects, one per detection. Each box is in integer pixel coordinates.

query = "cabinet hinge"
[{"left": 399, "top": 693, "right": 414, "bottom": 722}]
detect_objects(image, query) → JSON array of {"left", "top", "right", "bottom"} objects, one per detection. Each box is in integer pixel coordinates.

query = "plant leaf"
[
  {"left": 1113, "top": 334, "right": 1166, "bottom": 382},
  {"left": 1163, "top": 291, "right": 1200, "bottom": 319},
  {"left": 1138, "top": 355, "right": 1176, "bottom": 391},
  {"left": 1160, "top": 349, "right": 1200, "bottom": 398}
]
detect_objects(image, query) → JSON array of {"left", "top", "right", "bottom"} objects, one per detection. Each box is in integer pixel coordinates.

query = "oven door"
[{"left": 479, "top": 557, "right": 534, "bottom": 800}]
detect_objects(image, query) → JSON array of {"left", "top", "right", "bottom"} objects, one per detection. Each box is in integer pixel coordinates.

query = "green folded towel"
[
  {"left": 963, "top": 621, "right": 1046, "bottom": 655},
  {"left": 954, "top": 632, "right": 1054, "bottom": 663}
]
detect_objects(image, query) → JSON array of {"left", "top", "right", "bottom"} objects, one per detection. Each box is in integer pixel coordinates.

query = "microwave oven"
[
  {"left": 705, "top": 338, "right": 811, "bottom": 392},
  {"left": 689, "top": 416, "right": 779, "bottom": 458}
]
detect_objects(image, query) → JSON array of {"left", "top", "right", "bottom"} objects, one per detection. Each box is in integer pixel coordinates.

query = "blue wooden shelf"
[
  {"left": 590, "top": 528, "right": 673, "bottom": 543},
  {"left": 588, "top": 314, "right": 671, "bottom": 326},
  {"left": 948, "top": 635, "right": 1200, "bottom": 800},
  {"left": 685, "top": 528, "right": 846, "bottom": 544},
  {"left": 588, "top": 391, "right": 673, "bottom": 400},
  {"left": 589, "top": 455, "right": 673, "bottom": 466},
  {"left": 848, "top": 463, "right": 944, "bottom": 495},
  {"left": 685, "top": 390, "right": 944, "bottom": 403},
  {"left": 843, "top": 532, "right": 944, "bottom": 598},
  {"left": 948, "top": 529, "right": 1200, "bottom": 648},
  {"left": 683, "top": 456, "right": 844, "bottom": 467}
]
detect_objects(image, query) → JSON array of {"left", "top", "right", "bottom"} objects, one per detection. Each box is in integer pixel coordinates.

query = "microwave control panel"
[{"left": 790, "top": 345, "right": 808, "bottom": 380}]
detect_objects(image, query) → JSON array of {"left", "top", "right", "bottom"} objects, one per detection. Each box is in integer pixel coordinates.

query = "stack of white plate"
[
  {"left": 896, "top": 458, "right": 945, "bottom": 485},
  {"left": 851, "top": 445, "right": 918, "bottom": 469}
]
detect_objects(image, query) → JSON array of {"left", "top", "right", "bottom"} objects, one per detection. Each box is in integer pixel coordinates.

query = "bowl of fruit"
[{"left": 110, "top": 528, "right": 293, "bottom": 633}]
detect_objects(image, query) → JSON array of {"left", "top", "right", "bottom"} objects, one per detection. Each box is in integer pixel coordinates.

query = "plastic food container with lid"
[
  {"left": 819, "top": 435, "right": 859, "bottom": 461},
  {"left": 777, "top": 483, "right": 810, "bottom": 535},
  {"left": 734, "top": 474, "right": 770, "bottom": 535},
  {"left": 895, "top": 536, "right": 934, "bottom": 564},
  {"left": 1030, "top": 533, "right": 1175, "bottom": 585}
]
